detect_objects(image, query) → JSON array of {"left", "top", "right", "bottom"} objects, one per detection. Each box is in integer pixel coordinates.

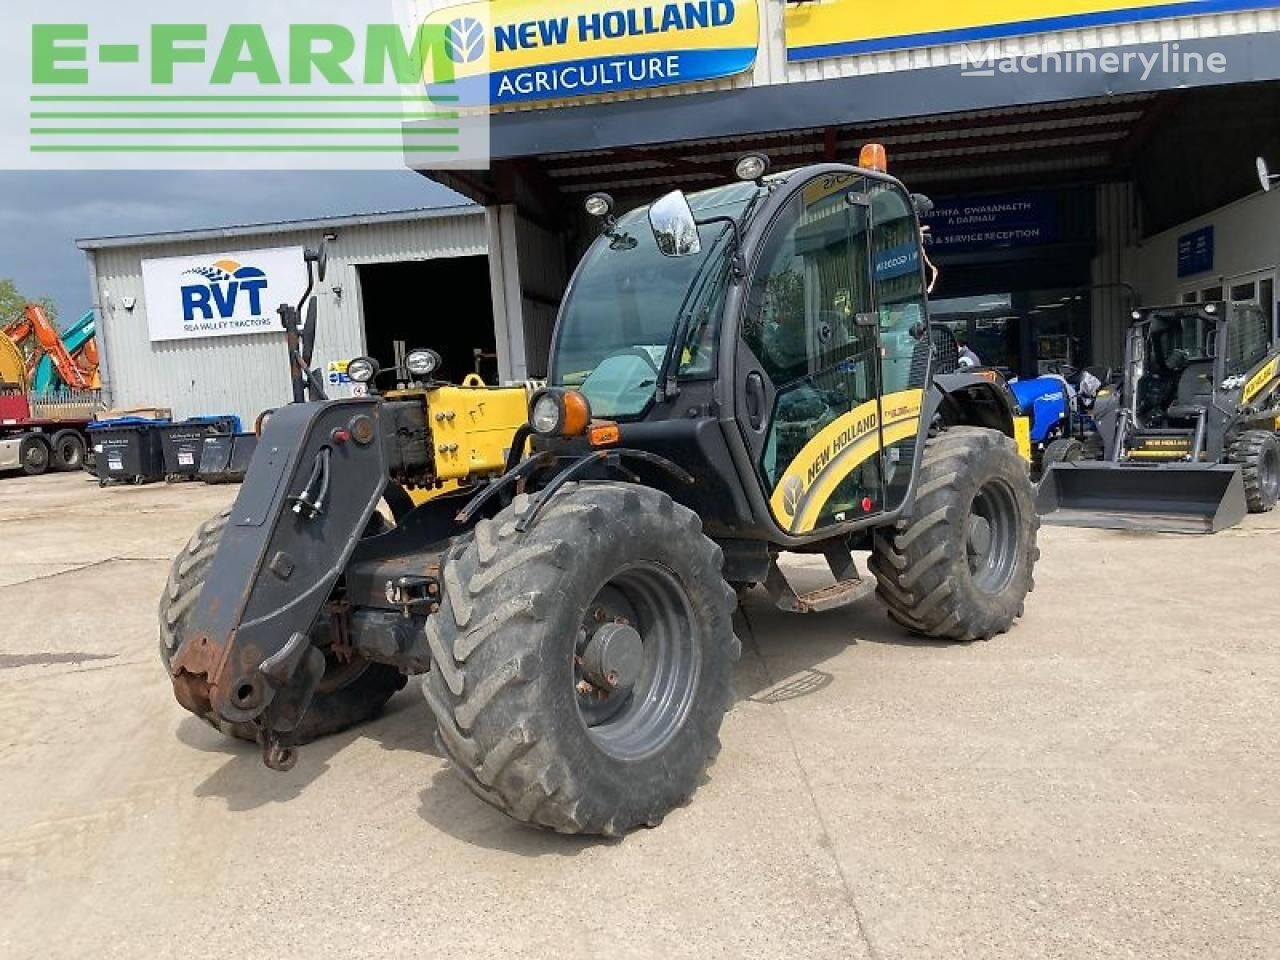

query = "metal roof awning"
[{"left": 77, "top": 204, "right": 482, "bottom": 251}]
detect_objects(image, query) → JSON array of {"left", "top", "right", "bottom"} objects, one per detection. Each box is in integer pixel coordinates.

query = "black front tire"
[
  {"left": 159, "top": 509, "right": 407, "bottom": 743},
  {"left": 1230, "top": 430, "right": 1280, "bottom": 514},
  {"left": 1041, "top": 436, "right": 1085, "bottom": 474},
  {"left": 424, "top": 482, "right": 740, "bottom": 836},
  {"left": 1039, "top": 437, "right": 1080, "bottom": 471},
  {"left": 20, "top": 436, "right": 50, "bottom": 476},
  {"left": 870, "top": 427, "right": 1039, "bottom": 642}
]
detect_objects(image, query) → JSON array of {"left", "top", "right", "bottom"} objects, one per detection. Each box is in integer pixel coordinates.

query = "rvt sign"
[
  {"left": 140, "top": 246, "right": 309, "bottom": 343},
  {"left": 180, "top": 260, "right": 270, "bottom": 324}
]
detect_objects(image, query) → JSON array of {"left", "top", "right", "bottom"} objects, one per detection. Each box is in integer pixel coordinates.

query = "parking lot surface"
[{"left": 1, "top": 472, "right": 1277, "bottom": 959}]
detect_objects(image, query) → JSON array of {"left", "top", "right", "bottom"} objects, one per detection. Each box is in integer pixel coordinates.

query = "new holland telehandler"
[{"left": 161, "top": 148, "right": 1040, "bottom": 836}]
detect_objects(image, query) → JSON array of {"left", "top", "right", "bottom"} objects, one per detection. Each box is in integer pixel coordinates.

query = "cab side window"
[
  {"left": 869, "top": 185, "right": 929, "bottom": 394},
  {"left": 1226, "top": 305, "right": 1271, "bottom": 377},
  {"left": 741, "top": 189, "right": 875, "bottom": 394}
]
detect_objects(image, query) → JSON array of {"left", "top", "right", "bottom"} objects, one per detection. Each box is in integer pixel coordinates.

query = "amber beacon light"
[{"left": 859, "top": 143, "right": 888, "bottom": 172}]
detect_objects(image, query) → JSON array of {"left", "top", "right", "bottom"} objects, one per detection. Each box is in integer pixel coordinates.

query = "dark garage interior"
[{"left": 357, "top": 256, "right": 497, "bottom": 385}]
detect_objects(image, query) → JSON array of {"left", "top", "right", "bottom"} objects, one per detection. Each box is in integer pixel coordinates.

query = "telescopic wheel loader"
[
  {"left": 1038, "top": 300, "right": 1280, "bottom": 533},
  {"left": 162, "top": 147, "right": 1041, "bottom": 836}
]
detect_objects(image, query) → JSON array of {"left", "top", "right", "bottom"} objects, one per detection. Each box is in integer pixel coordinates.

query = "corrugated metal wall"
[
  {"left": 515, "top": 217, "right": 570, "bottom": 376},
  {"left": 88, "top": 210, "right": 487, "bottom": 424}
]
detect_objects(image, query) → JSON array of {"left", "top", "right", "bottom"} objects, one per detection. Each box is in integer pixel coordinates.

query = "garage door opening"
[{"left": 357, "top": 256, "right": 497, "bottom": 384}]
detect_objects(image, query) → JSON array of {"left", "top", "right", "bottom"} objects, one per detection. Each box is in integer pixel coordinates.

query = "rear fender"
[{"left": 168, "top": 399, "right": 388, "bottom": 726}]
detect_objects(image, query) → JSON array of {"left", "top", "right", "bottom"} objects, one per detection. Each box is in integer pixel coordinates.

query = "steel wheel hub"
[
  {"left": 966, "top": 478, "right": 1021, "bottom": 595},
  {"left": 573, "top": 563, "right": 701, "bottom": 760},
  {"left": 581, "top": 621, "right": 643, "bottom": 692},
  {"left": 966, "top": 515, "right": 993, "bottom": 556}
]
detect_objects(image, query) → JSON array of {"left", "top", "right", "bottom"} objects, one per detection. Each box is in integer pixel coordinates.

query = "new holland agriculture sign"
[
  {"left": 784, "top": 0, "right": 1280, "bottom": 61},
  {"left": 140, "top": 247, "right": 307, "bottom": 343},
  {"left": 424, "top": 0, "right": 759, "bottom": 105}
]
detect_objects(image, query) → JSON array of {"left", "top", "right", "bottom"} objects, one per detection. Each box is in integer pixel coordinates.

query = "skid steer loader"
[
  {"left": 161, "top": 148, "right": 1040, "bottom": 836},
  {"left": 1038, "top": 300, "right": 1280, "bottom": 533}
]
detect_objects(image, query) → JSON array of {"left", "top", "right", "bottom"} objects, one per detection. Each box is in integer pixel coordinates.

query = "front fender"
[
  {"left": 168, "top": 399, "right": 389, "bottom": 726},
  {"left": 926, "top": 372, "right": 1019, "bottom": 437}
]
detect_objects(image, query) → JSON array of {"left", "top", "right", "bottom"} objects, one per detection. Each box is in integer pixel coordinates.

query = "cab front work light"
[{"left": 528, "top": 388, "right": 591, "bottom": 437}]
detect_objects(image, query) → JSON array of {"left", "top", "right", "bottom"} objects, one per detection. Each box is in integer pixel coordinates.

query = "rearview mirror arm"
[{"left": 694, "top": 215, "right": 745, "bottom": 278}]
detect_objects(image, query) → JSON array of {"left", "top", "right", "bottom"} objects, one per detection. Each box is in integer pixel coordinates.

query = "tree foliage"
[{"left": 0, "top": 278, "right": 58, "bottom": 328}]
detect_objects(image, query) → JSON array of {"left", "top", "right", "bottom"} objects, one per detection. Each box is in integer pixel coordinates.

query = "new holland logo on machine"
[
  {"left": 424, "top": 0, "right": 758, "bottom": 105},
  {"left": 179, "top": 259, "right": 271, "bottom": 331},
  {"left": 770, "top": 389, "right": 924, "bottom": 534}
]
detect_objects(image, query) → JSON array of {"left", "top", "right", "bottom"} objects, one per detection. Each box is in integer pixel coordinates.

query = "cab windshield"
[
  {"left": 550, "top": 181, "right": 766, "bottom": 418},
  {"left": 1144, "top": 308, "right": 1216, "bottom": 374}
]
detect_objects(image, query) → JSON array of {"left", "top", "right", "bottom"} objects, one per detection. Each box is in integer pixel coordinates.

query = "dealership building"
[
  {"left": 81, "top": 1, "right": 1280, "bottom": 422},
  {"left": 77, "top": 205, "right": 522, "bottom": 422}
]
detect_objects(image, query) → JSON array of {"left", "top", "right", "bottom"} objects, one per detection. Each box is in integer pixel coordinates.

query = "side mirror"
[
  {"left": 315, "top": 236, "right": 330, "bottom": 282},
  {"left": 306, "top": 236, "right": 332, "bottom": 283},
  {"left": 1258, "top": 156, "right": 1276, "bottom": 193},
  {"left": 649, "top": 191, "right": 702, "bottom": 258},
  {"left": 911, "top": 193, "right": 935, "bottom": 218}
]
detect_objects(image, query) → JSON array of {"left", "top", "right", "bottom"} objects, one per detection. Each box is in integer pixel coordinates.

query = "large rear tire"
[
  {"left": 50, "top": 430, "right": 85, "bottom": 472},
  {"left": 159, "top": 509, "right": 407, "bottom": 743},
  {"left": 424, "top": 482, "right": 740, "bottom": 836},
  {"left": 1230, "top": 430, "right": 1280, "bottom": 514},
  {"left": 870, "top": 427, "right": 1039, "bottom": 642}
]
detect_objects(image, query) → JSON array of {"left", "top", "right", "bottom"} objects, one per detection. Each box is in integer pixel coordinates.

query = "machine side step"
[{"left": 765, "top": 544, "right": 877, "bottom": 614}]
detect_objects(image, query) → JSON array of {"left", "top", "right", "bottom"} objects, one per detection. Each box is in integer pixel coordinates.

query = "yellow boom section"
[{"left": 424, "top": 383, "right": 530, "bottom": 481}]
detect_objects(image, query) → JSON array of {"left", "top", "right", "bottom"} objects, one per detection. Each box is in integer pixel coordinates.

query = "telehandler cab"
[{"left": 162, "top": 148, "right": 1040, "bottom": 835}]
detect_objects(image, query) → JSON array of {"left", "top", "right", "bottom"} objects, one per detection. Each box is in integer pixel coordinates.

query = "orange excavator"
[
  {"left": 0, "top": 304, "right": 100, "bottom": 476},
  {"left": 3, "top": 304, "right": 100, "bottom": 392}
]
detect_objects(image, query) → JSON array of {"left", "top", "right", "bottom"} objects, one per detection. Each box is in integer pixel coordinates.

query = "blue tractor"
[{"left": 1010, "top": 365, "right": 1109, "bottom": 478}]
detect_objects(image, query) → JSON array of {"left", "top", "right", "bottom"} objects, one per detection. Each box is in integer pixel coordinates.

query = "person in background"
[{"left": 956, "top": 335, "right": 982, "bottom": 368}]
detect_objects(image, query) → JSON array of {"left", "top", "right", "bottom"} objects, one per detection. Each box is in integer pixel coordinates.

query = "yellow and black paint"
[
  {"left": 1242, "top": 355, "right": 1280, "bottom": 406},
  {"left": 769, "top": 388, "right": 923, "bottom": 534}
]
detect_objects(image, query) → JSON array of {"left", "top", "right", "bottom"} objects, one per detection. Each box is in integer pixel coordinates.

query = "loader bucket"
[{"left": 1036, "top": 461, "right": 1248, "bottom": 534}]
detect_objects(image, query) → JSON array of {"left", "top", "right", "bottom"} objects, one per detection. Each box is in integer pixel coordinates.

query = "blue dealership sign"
[
  {"left": 1177, "top": 226, "right": 1214, "bottom": 278},
  {"left": 922, "top": 192, "right": 1058, "bottom": 252},
  {"left": 425, "top": 0, "right": 760, "bottom": 106}
]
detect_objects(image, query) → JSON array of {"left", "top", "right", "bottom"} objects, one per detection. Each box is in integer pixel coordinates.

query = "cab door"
[
  {"left": 866, "top": 180, "right": 933, "bottom": 515},
  {"left": 738, "top": 176, "right": 887, "bottom": 536}
]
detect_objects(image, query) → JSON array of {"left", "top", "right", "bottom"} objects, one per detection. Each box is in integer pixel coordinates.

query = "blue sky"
[{"left": 0, "top": 170, "right": 465, "bottom": 322}]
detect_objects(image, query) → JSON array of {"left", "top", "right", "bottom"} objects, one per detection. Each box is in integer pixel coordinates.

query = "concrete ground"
[{"left": 0, "top": 471, "right": 1276, "bottom": 960}]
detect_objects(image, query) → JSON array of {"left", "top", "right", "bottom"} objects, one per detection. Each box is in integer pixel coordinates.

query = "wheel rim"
[
  {"left": 574, "top": 562, "right": 701, "bottom": 761},
  {"left": 58, "top": 439, "right": 81, "bottom": 465},
  {"left": 1262, "top": 444, "right": 1280, "bottom": 502},
  {"left": 25, "top": 445, "right": 47, "bottom": 469},
  {"left": 966, "top": 477, "right": 1021, "bottom": 594}
]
